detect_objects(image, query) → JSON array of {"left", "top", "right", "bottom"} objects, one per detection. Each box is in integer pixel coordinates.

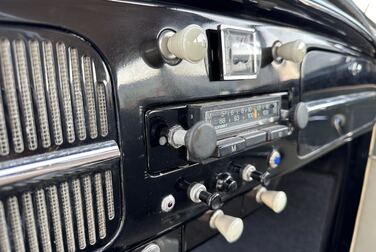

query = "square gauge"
[{"left": 219, "top": 25, "right": 261, "bottom": 80}]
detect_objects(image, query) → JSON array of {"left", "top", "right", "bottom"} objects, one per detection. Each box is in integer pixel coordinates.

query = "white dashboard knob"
[
  {"left": 167, "top": 24, "right": 207, "bottom": 63},
  {"left": 256, "top": 187, "right": 287, "bottom": 213},
  {"left": 209, "top": 210, "right": 244, "bottom": 243},
  {"left": 274, "top": 40, "right": 307, "bottom": 63}
]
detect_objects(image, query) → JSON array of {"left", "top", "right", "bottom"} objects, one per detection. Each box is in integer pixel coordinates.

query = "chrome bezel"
[{"left": 219, "top": 25, "right": 260, "bottom": 80}]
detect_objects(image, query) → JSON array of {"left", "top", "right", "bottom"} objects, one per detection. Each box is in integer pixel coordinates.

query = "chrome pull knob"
[
  {"left": 209, "top": 210, "right": 244, "bottom": 243},
  {"left": 256, "top": 187, "right": 287, "bottom": 213}
]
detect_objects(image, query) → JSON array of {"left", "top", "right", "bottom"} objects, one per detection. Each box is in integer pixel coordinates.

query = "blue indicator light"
[{"left": 274, "top": 155, "right": 281, "bottom": 166}]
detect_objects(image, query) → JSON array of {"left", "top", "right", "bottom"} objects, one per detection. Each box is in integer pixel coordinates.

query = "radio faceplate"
[
  {"left": 145, "top": 93, "right": 290, "bottom": 174},
  {"left": 187, "top": 94, "right": 283, "bottom": 138}
]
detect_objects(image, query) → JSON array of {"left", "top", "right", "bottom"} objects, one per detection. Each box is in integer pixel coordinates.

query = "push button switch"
[
  {"left": 238, "top": 130, "right": 267, "bottom": 147},
  {"left": 215, "top": 137, "right": 246, "bottom": 157},
  {"left": 263, "top": 125, "right": 290, "bottom": 141}
]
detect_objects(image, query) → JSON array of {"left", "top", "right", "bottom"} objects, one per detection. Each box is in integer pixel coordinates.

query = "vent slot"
[
  {"left": 0, "top": 36, "right": 111, "bottom": 157},
  {"left": 0, "top": 170, "right": 116, "bottom": 252}
]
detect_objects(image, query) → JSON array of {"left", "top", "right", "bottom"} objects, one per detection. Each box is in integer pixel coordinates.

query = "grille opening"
[
  {"left": 0, "top": 170, "right": 116, "bottom": 252},
  {"left": 0, "top": 37, "right": 110, "bottom": 157}
]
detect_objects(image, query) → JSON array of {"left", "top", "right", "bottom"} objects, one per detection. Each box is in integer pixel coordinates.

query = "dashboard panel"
[{"left": 0, "top": 1, "right": 374, "bottom": 252}]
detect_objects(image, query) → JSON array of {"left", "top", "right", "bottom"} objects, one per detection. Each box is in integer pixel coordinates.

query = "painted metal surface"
[{"left": 0, "top": 0, "right": 374, "bottom": 251}]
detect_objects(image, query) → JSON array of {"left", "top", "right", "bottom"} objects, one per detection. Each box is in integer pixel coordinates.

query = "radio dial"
[{"left": 167, "top": 121, "right": 217, "bottom": 161}]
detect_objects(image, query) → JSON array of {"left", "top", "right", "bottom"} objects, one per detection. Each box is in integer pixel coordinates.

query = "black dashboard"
[{"left": 0, "top": 1, "right": 375, "bottom": 251}]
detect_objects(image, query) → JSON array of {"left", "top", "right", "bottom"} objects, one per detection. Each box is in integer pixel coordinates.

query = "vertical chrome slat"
[
  {"left": 14, "top": 40, "right": 38, "bottom": 151},
  {"left": 0, "top": 201, "right": 11, "bottom": 252},
  {"left": 104, "top": 170, "right": 115, "bottom": 220},
  {"left": 82, "top": 56, "right": 97, "bottom": 139},
  {"left": 22, "top": 192, "right": 39, "bottom": 252},
  {"left": 69, "top": 48, "right": 86, "bottom": 141},
  {"left": 56, "top": 42, "right": 75, "bottom": 144},
  {"left": 7, "top": 196, "right": 25, "bottom": 252},
  {"left": 60, "top": 182, "right": 75, "bottom": 252},
  {"left": 0, "top": 38, "right": 24, "bottom": 153},
  {"left": 29, "top": 40, "right": 51, "bottom": 148},
  {"left": 47, "top": 186, "right": 64, "bottom": 252},
  {"left": 97, "top": 82, "right": 108, "bottom": 137},
  {"left": 72, "top": 179, "right": 86, "bottom": 249},
  {"left": 35, "top": 189, "right": 52, "bottom": 252},
  {"left": 0, "top": 89, "right": 9, "bottom": 156},
  {"left": 83, "top": 176, "right": 96, "bottom": 245},
  {"left": 94, "top": 173, "right": 106, "bottom": 239},
  {"left": 42, "top": 41, "right": 63, "bottom": 146}
]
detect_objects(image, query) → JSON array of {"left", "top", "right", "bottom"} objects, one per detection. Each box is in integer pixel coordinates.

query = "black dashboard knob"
[
  {"left": 216, "top": 173, "right": 238, "bottom": 193},
  {"left": 167, "top": 121, "right": 217, "bottom": 161},
  {"left": 290, "top": 102, "right": 309, "bottom": 129}
]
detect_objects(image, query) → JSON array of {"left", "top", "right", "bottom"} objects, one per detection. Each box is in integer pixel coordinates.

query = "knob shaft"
[
  {"left": 256, "top": 187, "right": 287, "bottom": 213},
  {"left": 274, "top": 40, "right": 307, "bottom": 63},
  {"left": 209, "top": 210, "right": 244, "bottom": 243},
  {"left": 168, "top": 122, "right": 217, "bottom": 161},
  {"left": 167, "top": 24, "right": 208, "bottom": 63},
  {"left": 188, "top": 182, "right": 223, "bottom": 210}
]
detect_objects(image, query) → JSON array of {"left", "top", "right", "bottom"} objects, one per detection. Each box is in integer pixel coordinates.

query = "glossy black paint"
[{"left": 0, "top": 1, "right": 375, "bottom": 251}]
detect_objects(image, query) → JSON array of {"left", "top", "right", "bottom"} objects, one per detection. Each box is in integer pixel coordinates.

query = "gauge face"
[
  {"left": 220, "top": 25, "right": 261, "bottom": 80},
  {"left": 188, "top": 95, "right": 282, "bottom": 137}
]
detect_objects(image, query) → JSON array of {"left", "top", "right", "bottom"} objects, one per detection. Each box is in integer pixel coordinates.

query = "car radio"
[
  {"left": 146, "top": 92, "right": 308, "bottom": 174},
  {"left": 187, "top": 94, "right": 282, "bottom": 138}
]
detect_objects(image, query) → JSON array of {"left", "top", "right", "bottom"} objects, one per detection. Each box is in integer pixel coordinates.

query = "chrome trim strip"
[
  {"left": 306, "top": 91, "right": 376, "bottom": 114},
  {"left": 0, "top": 140, "right": 120, "bottom": 187}
]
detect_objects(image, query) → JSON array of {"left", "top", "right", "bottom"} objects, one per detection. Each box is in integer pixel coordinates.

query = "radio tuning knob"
[
  {"left": 281, "top": 102, "right": 309, "bottom": 130},
  {"left": 256, "top": 187, "right": 287, "bottom": 213},
  {"left": 161, "top": 24, "right": 207, "bottom": 63},
  {"left": 272, "top": 40, "right": 307, "bottom": 63},
  {"left": 167, "top": 121, "right": 217, "bottom": 161},
  {"left": 209, "top": 210, "right": 244, "bottom": 243},
  {"left": 187, "top": 182, "right": 223, "bottom": 210}
]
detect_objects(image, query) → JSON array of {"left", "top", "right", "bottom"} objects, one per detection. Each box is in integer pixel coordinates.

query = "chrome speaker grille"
[
  {"left": 0, "top": 27, "right": 114, "bottom": 159},
  {"left": 0, "top": 169, "right": 119, "bottom": 252}
]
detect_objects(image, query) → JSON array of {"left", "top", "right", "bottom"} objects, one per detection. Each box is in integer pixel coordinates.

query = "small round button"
[
  {"left": 161, "top": 194, "right": 175, "bottom": 212},
  {"left": 268, "top": 150, "right": 281, "bottom": 169}
]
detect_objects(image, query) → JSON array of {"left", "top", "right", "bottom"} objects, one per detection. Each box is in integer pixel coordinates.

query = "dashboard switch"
[
  {"left": 216, "top": 173, "right": 238, "bottom": 193},
  {"left": 256, "top": 187, "right": 287, "bottom": 213},
  {"left": 264, "top": 125, "right": 290, "bottom": 141},
  {"left": 164, "top": 24, "right": 207, "bottom": 63},
  {"left": 238, "top": 130, "right": 267, "bottom": 147},
  {"left": 209, "top": 210, "right": 244, "bottom": 243},
  {"left": 187, "top": 182, "right": 223, "bottom": 210},
  {"left": 272, "top": 40, "right": 307, "bottom": 63},
  {"left": 268, "top": 149, "right": 281, "bottom": 169},
  {"left": 215, "top": 137, "right": 246, "bottom": 157},
  {"left": 167, "top": 121, "right": 217, "bottom": 161}
]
